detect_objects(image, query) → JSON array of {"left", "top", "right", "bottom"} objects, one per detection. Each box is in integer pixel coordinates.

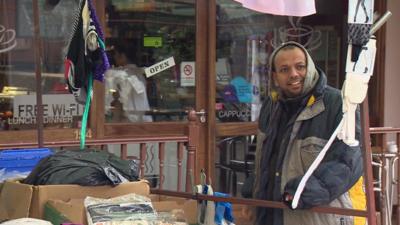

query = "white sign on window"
[
  {"left": 144, "top": 57, "right": 175, "bottom": 78},
  {"left": 10, "top": 94, "right": 84, "bottom": 124},
  {"left": 216, "top": 58, "right": 231, "bottom": 85},
  {"left": 180, "top": 61, "right": 195, "bottom": 87}
]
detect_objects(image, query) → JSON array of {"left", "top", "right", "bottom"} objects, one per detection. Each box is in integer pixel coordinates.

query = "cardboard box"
[
  {"left": 44, "top": 199, "right": 85, "bottom": 225},
  {"left": 43, "top": 202, "right": 72, "bottom": 225},
  {"left": 0, "top": 180, "right": 150, "bottom": 220},
  {"left": 151, "top": 194, "right": 198, "bottom": 224},
  {"left": 44, "top": 194, "right": 198, "bottom": 225},
  {"left": 152, "top": 200, "right": 198, "bottom": 224}
]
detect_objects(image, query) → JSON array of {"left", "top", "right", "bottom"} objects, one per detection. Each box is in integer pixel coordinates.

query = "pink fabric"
[{"left": 234, "top": 0, "right": 316, "bottom": 17}]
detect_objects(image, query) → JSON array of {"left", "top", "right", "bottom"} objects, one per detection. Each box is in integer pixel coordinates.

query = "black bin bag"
[{"left": 23, "top": 150, "right": 139, "bottom": 186}]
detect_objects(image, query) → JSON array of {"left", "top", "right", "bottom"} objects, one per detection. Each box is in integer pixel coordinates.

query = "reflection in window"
[
  {"left": 105, "top": 0, "right": 196, "bottom": 123},
  {"left": 0, "top": 1, "right": 82, "bottom": 131},
  {"left": 216, "top": 0, "right": 341, "bottom": 123},
  {"left": 215, "top": 135, "right": 256, "bottom": 196}
]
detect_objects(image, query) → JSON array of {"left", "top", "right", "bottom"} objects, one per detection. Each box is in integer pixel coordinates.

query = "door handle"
[{"left": 195, "top": 109, "right": 207, "bottom": 123}]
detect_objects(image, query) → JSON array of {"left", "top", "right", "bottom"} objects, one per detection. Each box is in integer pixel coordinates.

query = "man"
[
  {"left": 104, "top": 43, "right": 153, "bottom": 122},
  {"left": 251, "top": 41, "right": 365, "bottom": 225}
]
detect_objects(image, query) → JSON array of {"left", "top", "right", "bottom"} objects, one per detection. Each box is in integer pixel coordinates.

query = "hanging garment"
[
  {"left": 105, "top": 65, "right": 153, "bottom": 122},
  {"left": 64, "top": 0, "right": 109, "bottom": 104},
  {"left": 63, "top": 0, "right": 110, "bottom": 149},
  {"left": 233, "top": 0, "right": 316, "bottom": 17},
  {"left": 214, "top": 192, "right": 235, "bottom": 225},
  {"left": 196, "top": 184, "right": 216, "bottom": 225},
  {"left": 86, "top": 0, "right": 109, "bottom": 81}
]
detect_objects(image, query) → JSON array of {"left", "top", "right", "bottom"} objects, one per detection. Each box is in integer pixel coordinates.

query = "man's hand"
[{"left": 282, "top": 192, "right": 295, "bottom": 209}]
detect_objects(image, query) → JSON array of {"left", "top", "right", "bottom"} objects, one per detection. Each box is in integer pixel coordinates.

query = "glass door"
[
  {"left": 0, "top": 0, "right": 83, "bottom": 144},
  {"left": 100, "top": 0, "right": 210, "bottom": 188},
  {"left": 104, "top": 0, "right": 196, "bottom": 124}
]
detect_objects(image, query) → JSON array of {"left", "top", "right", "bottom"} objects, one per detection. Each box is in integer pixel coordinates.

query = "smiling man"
[
  {"left": 272, "top": 45, "right": 307, "bottom": 97},
  {"left": 248, "top": 41, "right": 365, "bottom": 225}
]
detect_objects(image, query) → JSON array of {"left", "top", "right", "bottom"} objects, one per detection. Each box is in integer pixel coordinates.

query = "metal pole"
[
  {"left": 370, "top": 11, "right": 392, "bottom": 35},
  {"left": 32, "top": 0, "right": 44, "bottom": 147},
  {"left": 362, "top": 98, "right": 378, "bottom": 225}
]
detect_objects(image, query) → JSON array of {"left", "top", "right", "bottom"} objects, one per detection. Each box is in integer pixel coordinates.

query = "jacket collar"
[{"left": 296, "top": 68, "right": 327, "bottom": 121}]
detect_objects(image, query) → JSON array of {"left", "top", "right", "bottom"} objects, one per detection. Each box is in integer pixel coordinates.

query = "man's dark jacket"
[{"left": 252, "top": 69, "right": 364, "bottom": 225}]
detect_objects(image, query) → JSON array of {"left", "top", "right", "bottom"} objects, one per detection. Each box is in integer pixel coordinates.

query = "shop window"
[
  {"left": 104, "top": 0, "right": 196, "bottom": 123},
  {"left": 0, "top": 1, "right": 82, "bottom": 131},
  {"left": 215, "top": 0, "right": 343, "bottom": 123}
]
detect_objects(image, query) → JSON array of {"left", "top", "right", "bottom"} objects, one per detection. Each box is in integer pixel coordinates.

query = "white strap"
[{"left": 291, "top": 118, "right": 344, "bottom": 209}]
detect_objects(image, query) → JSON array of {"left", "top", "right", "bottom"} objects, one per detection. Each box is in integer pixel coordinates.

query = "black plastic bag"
[{"left": 23, "top": 149, "right": 139, "bottom": 186}]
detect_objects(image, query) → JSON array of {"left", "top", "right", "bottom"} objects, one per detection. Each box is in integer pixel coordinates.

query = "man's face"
[
  {"left": 113, "top": 51, "right": 126, "bottom": 67},
  {"left": 272, "top": 47, "right": 307, "bottom": 98}
]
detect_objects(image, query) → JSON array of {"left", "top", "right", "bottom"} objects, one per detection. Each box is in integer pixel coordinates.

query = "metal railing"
[{"left": 369, "top": 127, "right": 400, "bottom": 225}]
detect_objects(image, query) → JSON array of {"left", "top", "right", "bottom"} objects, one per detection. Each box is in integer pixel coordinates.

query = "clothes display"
[
  {"left": 63, "top": 0, "right": 109, "bottom": 149},
  {"left": 64, "top": 0, "right": 109, "bottom": 104},
  {"left": 84, "top": 194, "right": 187, "bottom": 225}
]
